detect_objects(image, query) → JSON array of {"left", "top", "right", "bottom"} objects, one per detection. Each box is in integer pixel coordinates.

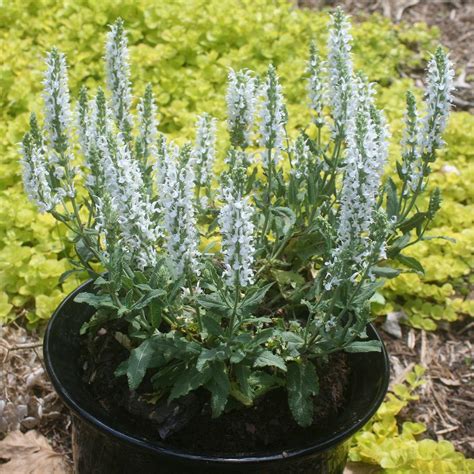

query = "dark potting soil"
[{"left": 81, "top": 327, "right": 351, "bottom": 455}]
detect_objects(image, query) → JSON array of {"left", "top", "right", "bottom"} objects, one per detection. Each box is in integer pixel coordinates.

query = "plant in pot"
[{"left": 20, "top": 8, "right": 453, "bottom": 474}]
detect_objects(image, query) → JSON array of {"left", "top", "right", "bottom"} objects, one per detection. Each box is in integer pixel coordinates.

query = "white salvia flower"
[
  {"left": 400, "top": 91, "right": 422, "bottom": 194},
  {"left": 160, "top": 146, "right": 200, "bottom": 277},
  {"left": 290, "top": 134, "right": 312, "bottom": 179},
  {"left": 100, "top": 134, "right": 159, "bottom": 270},
  {"left": 82, "top": 89, "right": 114, "bottom": 197},
  {"left": 327, "top": 7, "right": 354, "bottom": 138},
  {"left": 43, "top": 48, "right": 72, "bottom": 153},
  {"left": 307, "top": 41, "right": 325, "bottom": 128},
  {"left": 420, "top": 47, "right": 454, "bottom": 155},
  {"left": 399, "top": 48, "right": 454, "bottom": 195},
  {"left": 137, "top": 83, "right": 159, "bottom": 162},
  {"left": 259, "top": 65, "right": 287, "bottom": 167},
  {"left": 227, "top": 69, "right": 257, "bottom": 149},
  {"left": 224, "top": 148, "right": 250, "bottom": 170},
  {"left": 20, "top": 116, "right": 57, "bottom": 213},
  {"left": 325, "top": 77, "right": 389, "bottom": 290},
  {"left": 218, "top": 179, "right": 255, "bottom": 287},
  {"left": 86, "top": 88, "right": 113, "bottom": 148},
  {"left": 43, "top": 48, "right": 76, "bottom": 199},
  {"left": 105, "top": 18, "right": 133, "bottom": 138},
  {"left": 77, "top": 86, "right": 89, "bottom": 156},
  {"left": 193, "top": 113, "right": 217, "bottom": 187},
  {"left": 155, "top": 135, "right": 179, "bottom": 189}
]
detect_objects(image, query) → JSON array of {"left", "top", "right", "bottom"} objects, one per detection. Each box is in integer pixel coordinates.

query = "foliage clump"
[
  {"left": 20, "top": 9, "right": 454, "bottom": 427},
  {"left": 350, "top": 365, "right": 474, "bottom": 473}
]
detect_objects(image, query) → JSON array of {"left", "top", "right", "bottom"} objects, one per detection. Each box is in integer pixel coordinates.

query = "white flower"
[
  {"left": 105, "top": 18, "right": 133, "bottom": 137},
  {"left": 400, "top": 48, "right": 454, "bottom": 195},
  {"left": 137, "top": 84, "right": 159, "bottom": 161},
  {"left": 224, "top": 148, "right": 250, "bottom": 170},
  {"left": 99, "top": 133, "right": 160, "bottom": 270},
  {"left": 420, "top": 47, "right": 454, "bottom": 155},
  {"left": 43, "top": 48, "right": 72, "bottom": 153},
  {"left": 227, "top": 69, "right": 257, "bottom": 149},
  {"left": 325, "top": 77, "right": 389, "bottom": 290},
  {"left": 43, "top": 48, "right": 76, "bottom": 199},
  {"left": 259, "top": 65, "right": 287, "bottom": 167},
  {"left": 81, "top": 88, "right": 114, "bottom": 197},
  {"left": 327, "top": 7, "right": 353, "bottom": 137},
  {"left": 155, "top": 135, "right": 179, "bottom": 189},
  {"left": 20, "top": 116, "right": 57, "bottom": 213},
  {"left": 218, "top": 180, "right": 255, "bottom": 287},
  {"left": 290, "top": 134, "right": 312, "bottom": 179},
  {"left": 400, "top": 91, "right": 422, "bottom": 194},
  {"left": 159, "top": 146, "right": 200, "bottom": 277},
  {"left": 307, "top": 41, "right": 325, "bottom": 128},
  {"left": 76, "top": 86, "right": 89, "bottom": 157},
  {"left": 193, "top": 113, "right": 217, "bottom": 187}
]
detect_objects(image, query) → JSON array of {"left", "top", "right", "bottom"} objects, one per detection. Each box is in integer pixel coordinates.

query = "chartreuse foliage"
[{"left": 350, "top": 366, "right": 474, "bottom": 473}]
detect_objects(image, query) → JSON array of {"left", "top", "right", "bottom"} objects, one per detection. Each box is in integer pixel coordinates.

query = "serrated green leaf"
[
  {"left": 196, "top": 347, "right": 226, "bottom": 371},
  {"left": 74, "top": 292, "right": 117, "bottom": 310},
  {"left": 254, "top": 350, "right": 287, "bottom": 372},
  {"left": 168, "top": 365, "right": 212, "bottom": 401},
  {"left": 287, "top": 361, "right": 319, "bottom": 427},
  {"left": 240, "top": 283, "right": 274, "bottom": 312},
  {"left": 127, "top": 339, "right": 155, "bottom": 390},
  {"left": 206, "top": 362, "right": 230, "bottom": 418}
]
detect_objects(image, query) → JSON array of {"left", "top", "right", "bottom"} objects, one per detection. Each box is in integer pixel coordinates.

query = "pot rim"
[{"left": 44, "top": 279, "right": 390, "bottom": 465}]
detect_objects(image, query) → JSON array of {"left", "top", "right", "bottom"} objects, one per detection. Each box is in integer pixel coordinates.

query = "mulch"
[
  {"left": 298, "top": 0, "right": 474, "bottom": 112},
  {"left": 1, "top": 316, "right": 473, "bottom": 464}
]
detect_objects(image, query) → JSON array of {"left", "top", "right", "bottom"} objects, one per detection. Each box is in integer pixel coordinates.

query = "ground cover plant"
[{"left": 19, "top": 7, "right": 453, "bottom": 431}]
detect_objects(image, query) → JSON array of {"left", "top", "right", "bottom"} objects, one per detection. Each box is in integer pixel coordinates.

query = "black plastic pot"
[{"left": 44, "top": 280, "right": 390, "bottom": 474}]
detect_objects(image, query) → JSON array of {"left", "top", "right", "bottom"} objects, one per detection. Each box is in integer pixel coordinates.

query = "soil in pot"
[{"left": 81, "top": 324, "right": 351, "bottom": 455}]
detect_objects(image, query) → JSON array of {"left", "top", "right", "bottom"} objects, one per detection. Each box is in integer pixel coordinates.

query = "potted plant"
[{"left": 20, "top": 8, "right": 453, "bottom": 474}]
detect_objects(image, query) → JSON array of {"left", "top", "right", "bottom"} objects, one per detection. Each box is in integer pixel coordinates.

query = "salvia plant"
[{"left": 20, "top": 9, "right": 453, "bottom": 427}]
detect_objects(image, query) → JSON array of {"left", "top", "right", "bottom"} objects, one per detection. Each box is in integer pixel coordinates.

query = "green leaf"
[
  {"left": 396, "top": 254, "right": 425, "bottom": 274},
  {"left": 74, "top": 292, "right": 117, "bottom": 310},
  {"left": 201, "top": 314, "right": 223, "bottom": 337},
  {"left": 271, "top": 206, "right": 296, "bottom": 235},
  {"left": 127, "top": 339, "right": 155, "bottom": 390},
  {"left": 386, "top": 177, "right": 399, "bottom": 219},
  {"left": 344, "top": 340, "right": 382, "bottom": 353},
  {"left": 206, "top": 362, "right": 230, "bottom": 418},
  {"left": 371, "top": 266, "right": 401, "bottom": 278},
  {"left": 196, "top": 347, "right": 226, "bottom": 371},
  {"left": 287, "top": 361, "right": 319, "bottom": 427},
  {"left": 399, "top": 212, "right": 427, "bottom": 234},
  {"left": 234, "top": 364, "right": 253, "bottom": 402},
  {"left": 168, "top": 365, "right": 212, "bottom": 401},
  {"left": 387, "top": 233, "right": 411, "bottom": 257},
  {"left": 271, "top": 269, "right": 305, "bottom": 288},
  {"left": 132, "top": 289, "right": 167, "bottom": 311},
  {"left": 254, "top": 350, "right": 287, "bottom": 372},
  {"left": 240, "top": 283, "right": 274, "bottom": 312},
  {"left": 197, "top": 294, "right": 231, "bottom": 314},
  {"left": 75, "top": 238, "right": 95, "bottom": 263}
]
